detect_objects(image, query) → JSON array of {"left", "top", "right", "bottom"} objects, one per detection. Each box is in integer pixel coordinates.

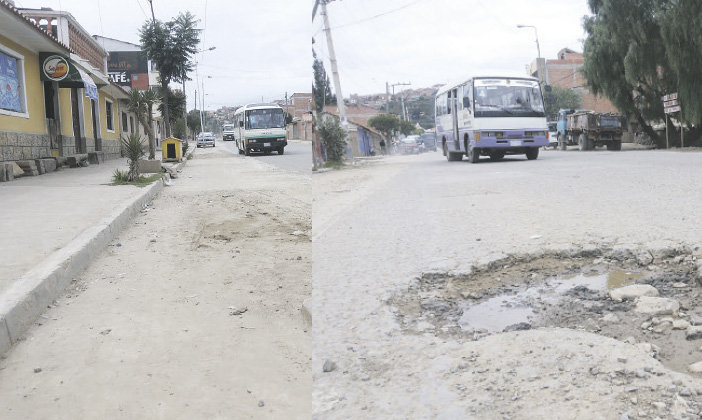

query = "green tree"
[
  {"left": 544, "top": 86, "right": 583, "bottom": 120},
  {"left": 140, "top": 11, "right": 200, "bottom": 138},
  {"left": 172, "top": 118, "right": 186, "bottom": 139},
  {"left": 399, "top": 120, "right": 415, "bottom": 136},
  {"left": 158, "top": 88, "right": 186, "bottom": 126},
  {"left": 581, "top": 0, "right": 674, "bottom": 147},
  {"left": 186, "top": 109, "right": 201, "bottom": 139},
  {"left": 659, "top": 0, "right": 702, "bottom": 126},
  {"left": 127, "top": 89, "right": 158, "bottom": 159},
  {"left": 317, "top": 116, "right": 346, "bottom": 163},
  {"left": 368, "top": 113, "right": 400, "bottom": 142},
  {"left": 313, "top": 50, "right": 335, "bottom": 112}
]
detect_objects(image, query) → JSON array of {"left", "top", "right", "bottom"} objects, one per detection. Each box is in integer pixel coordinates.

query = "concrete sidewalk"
[{"left": 0, "top": 157, "right": 179, "bottom": 354}]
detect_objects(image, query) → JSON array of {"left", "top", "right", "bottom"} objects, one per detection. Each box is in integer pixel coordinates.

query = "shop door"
[
  {"left": 91, "top": 99, "right": 101, "bottom": 151},
  {"left": 70, "top": 87, "right": 84, "bottom": 154}
]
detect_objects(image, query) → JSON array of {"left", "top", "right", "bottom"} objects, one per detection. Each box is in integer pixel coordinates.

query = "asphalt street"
[
  {"left": 217, "top": 138, "right": 311, "bottom": 173},
  {"left": 313, "top": 146, "right": 702, "bottom": 418}
]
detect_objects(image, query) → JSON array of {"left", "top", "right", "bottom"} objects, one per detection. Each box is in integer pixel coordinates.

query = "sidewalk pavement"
[{"left": 0, "top": 157, "right": 182, "bottom": 354}]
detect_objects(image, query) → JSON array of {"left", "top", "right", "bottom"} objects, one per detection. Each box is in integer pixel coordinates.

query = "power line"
[
  {"left": 330, "top": 0, "right": 426, "bottom": 31},
  {"left": 135, "top": 0, "right": 148, "bottom": 19}
]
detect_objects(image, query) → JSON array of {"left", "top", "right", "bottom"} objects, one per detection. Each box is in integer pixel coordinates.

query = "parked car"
[
  {"left": 546, "top": 122, "right": 558, "bottom": 149},
  {"left": 400, "top": 135, "right": 420, "bottom": 154},
  {"left": 419, "top": 132, "right": 437, "bottom": 152},
  {"left": 197, "top": 132, "right": 215, "bottom": 148}
]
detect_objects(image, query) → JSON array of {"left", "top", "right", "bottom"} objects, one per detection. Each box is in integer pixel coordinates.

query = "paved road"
[
  {"left": 313, "top": 147, "right": 702, "bottom": 418},
  {"left": 217, "top": 138, "right": 310, "bottom": 173}
]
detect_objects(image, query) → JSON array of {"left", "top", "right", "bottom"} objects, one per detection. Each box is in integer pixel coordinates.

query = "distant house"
[
  {"left": 527, "top": 48, "right": 619, "bottom": 114},
  {"left": 93, "top": 35, "right": 166, "bottom": 145},
  {"left": 322, "top": 105, "right": 385, "bottom": 157}
]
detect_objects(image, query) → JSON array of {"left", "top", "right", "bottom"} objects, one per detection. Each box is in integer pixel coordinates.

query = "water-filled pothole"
[
  {"left": 459, "top": 270, "right": 643, "bottom": 333},
  {"left": 389, "top": 248, "right": 702, "bottom": 374}
]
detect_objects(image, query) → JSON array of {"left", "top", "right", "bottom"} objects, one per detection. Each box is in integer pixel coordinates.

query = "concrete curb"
[{"left": 0, "top": 159, "right": 188, "bottom": 356}]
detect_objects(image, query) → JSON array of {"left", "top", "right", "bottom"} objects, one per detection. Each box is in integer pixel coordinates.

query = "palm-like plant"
[
  {"left": 127, "top": 89, "right": 159, "bottom": 159},
  {"left": 121, "top": 133, "right": 146, "bottom": 181}
]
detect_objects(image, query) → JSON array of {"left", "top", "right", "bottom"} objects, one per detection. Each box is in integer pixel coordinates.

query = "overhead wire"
[{"left": 135, "top": 0, "right": 148, "bottom": 19}]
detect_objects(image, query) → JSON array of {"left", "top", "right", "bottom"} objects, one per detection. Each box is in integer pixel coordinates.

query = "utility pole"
[
  {"left": 318, "top": 0, "right": 346, "bottom": 127},
  {"left": 147, "top": 0, "right": 156, "bottom": 23},
  {"left": 386, "top": 82, "right": 390, "bottom": 113},
  {"left": 390, "top": 82, "right": 411, "bottom": 119}
]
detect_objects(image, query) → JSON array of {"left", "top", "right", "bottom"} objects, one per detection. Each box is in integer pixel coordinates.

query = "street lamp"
[
  {"left": 517, "top": 25, "right": 542, "bottom": 84},
  {"left": 199, "top": 75, "right": 213, "bottom": 132},
  {"left": 192, "top": 47, "right": 216, "bottom": 135}
]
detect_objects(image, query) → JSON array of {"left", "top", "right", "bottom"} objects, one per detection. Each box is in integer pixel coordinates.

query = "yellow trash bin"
[{"left": 162, "top": 137, "right": 183, "bottom": 163}]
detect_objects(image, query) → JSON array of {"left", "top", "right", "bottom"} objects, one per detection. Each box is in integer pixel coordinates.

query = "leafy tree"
[
  {"left": 399, "top": 120, "right": 415, "bottom": 136},
  {"left": 127, "top": 89, "right": 158, "bottom": 159},
  {"left": 172, "top": 118, "right": 186, "bottom": 139},
  {"left": 368, "top": 113, "right": 399, "bottom": 141},
  {"left": 544, "top": 86, "right": 583, "bottom": 120},
  {"left": 317, "top": 116, "right": 346, "bottom": 162},
  {"left": 158, "top": 88, "right": 186, "bottom": 126},
  {"left": 313, "top": 50, "right": 335, "bottom": 112},
  {"left": 186, "top": 109, "right": 201, "bottom": 139},
  {"left": 284, "top": 111, "right": 293, "bottom": 125},
  {"left": 140, "top": 11, "right": 200, "bottom": 138},
  {"left": 581, "top": 0, "right": 674, "bottom": 147},
  {"left": 658, "top": 0, "right": 702, "bottom": 126}
]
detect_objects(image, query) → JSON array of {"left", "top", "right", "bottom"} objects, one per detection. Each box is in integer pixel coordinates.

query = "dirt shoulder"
[{"left": 0, "top": 147, "right": 311, "bottom": 419}]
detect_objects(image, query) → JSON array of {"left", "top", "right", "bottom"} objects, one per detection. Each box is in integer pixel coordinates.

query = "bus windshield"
[
  {"left": 245, "top": 108, "right": 285, "bottom": 129},
  {"left": 474, "top": 80, "right": 545, "bottom": 118}
]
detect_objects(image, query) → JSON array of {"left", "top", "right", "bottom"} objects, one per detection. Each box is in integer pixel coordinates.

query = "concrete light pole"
[
  {"left": 517, "top": 25, "right": 543, "bottom": 85},
  {"left": 193, "top": 46, "right": 216, "bottom": 135},
  {"left": 318, "top": 0, "right": 347, "bottom": 128}
]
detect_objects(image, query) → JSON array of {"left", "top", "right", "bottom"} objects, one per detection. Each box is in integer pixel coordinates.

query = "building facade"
[
  {"left": 528, "top": 48, "right": 619, "bottom": 114},
  {"left": 0, "top": 1, "right": 128, "bottom": 171}
]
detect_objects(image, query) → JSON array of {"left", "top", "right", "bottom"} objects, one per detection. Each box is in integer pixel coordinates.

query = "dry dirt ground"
[
  {"left": 0, "top": 146, "right": 311, "bottom": 419},
  {"left": 313, "top": 150, "right": 702, "bottom": 419}
]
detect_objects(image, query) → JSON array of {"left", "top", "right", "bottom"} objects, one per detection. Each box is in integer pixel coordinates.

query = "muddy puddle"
[
  {"left": 459, "top": 270, "right": 643, "bottom": 332},
  {"left": 390, "top": 248, "right": 702, "bottom": 374}
]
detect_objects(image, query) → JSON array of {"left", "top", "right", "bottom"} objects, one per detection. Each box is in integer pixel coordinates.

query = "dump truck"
[{"left": 557, "top": 110, "right": 623, "bottom": 151}]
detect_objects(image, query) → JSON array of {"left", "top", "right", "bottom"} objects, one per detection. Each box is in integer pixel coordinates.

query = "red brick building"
[{"left": 529, "top": 48, "right": 619, "bottom": 114}]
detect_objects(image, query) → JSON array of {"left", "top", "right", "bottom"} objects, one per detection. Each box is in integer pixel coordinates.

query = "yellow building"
[{"left": 0, "top": 1, "right": 129, "bottom": 165}]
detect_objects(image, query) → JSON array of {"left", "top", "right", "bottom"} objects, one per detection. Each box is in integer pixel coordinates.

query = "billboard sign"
[{"left": 107, "top": 51, "right": 148, "bottom": 89}]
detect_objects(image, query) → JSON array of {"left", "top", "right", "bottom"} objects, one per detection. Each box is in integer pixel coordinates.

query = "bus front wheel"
[
  {"left": 526, "top": 147, "right": 539, "bottom": 160},
  {"left": 278, "top": 147, "right": 285, "bottom": 155},
  {"left": 468, "top": 145, "right": 480, "bottom": 163}
]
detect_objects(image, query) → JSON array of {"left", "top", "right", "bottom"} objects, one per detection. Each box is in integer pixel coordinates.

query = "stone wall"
[
  {"left": 1, "top": 130, "right": 121, "bottom": 162},
  {"left": 0, "top": 130, "right": 51, "bottom": 162}
]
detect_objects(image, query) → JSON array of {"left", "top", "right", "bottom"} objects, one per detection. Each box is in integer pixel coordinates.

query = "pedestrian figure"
[{"left": 379, "top": 139, "right": 386, "bottom": 155}]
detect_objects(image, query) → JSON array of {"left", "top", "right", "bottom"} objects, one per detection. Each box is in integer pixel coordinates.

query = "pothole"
[{"left": 389, "top": 247, "right": 702, "bottom": 374}]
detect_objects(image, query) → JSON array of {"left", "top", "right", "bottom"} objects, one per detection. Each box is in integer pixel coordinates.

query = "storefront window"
[{"left": 0, "top": 49, "right": 23, "bottom": 114}]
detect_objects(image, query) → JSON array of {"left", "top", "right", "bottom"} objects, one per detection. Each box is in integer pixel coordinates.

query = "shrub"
[
  {"left": 173, "top": 118, "right": 186, "bottom": 139},
  {"left": 182, "top": 140, "right": 190, "bottom": 156},
  {"left": 317, "top": 116, "right": 347, "bottom": 162},
  {"left": 112, "top": 168, "right": 129, "bottom": 182},
  {"left": 121, "top": 133, "right": 146, "bottom": 181}
]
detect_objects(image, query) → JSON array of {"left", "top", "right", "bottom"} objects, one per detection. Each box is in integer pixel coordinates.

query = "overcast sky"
[
  {"left": 313, "top": 0, "right": 592, "bottom": 96},
  {"left": 14, "top": 0, "right": 309, "bottom": 110}
]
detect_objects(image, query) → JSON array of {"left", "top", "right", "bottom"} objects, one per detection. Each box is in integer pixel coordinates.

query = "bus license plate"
[
  {"left": 510, "top": 140, "right": 522, "bottom": 147},
  {"left": 264, "top": 142, "right": 271, "bottom": 147}
]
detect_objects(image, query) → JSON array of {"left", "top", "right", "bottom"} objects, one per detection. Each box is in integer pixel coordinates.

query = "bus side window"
[
  {"left": 447, "top": 91, "right": 452, "bottom": 115},
  {"left": 462, "top": 84, "right": 472, "bottom": 112}
]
